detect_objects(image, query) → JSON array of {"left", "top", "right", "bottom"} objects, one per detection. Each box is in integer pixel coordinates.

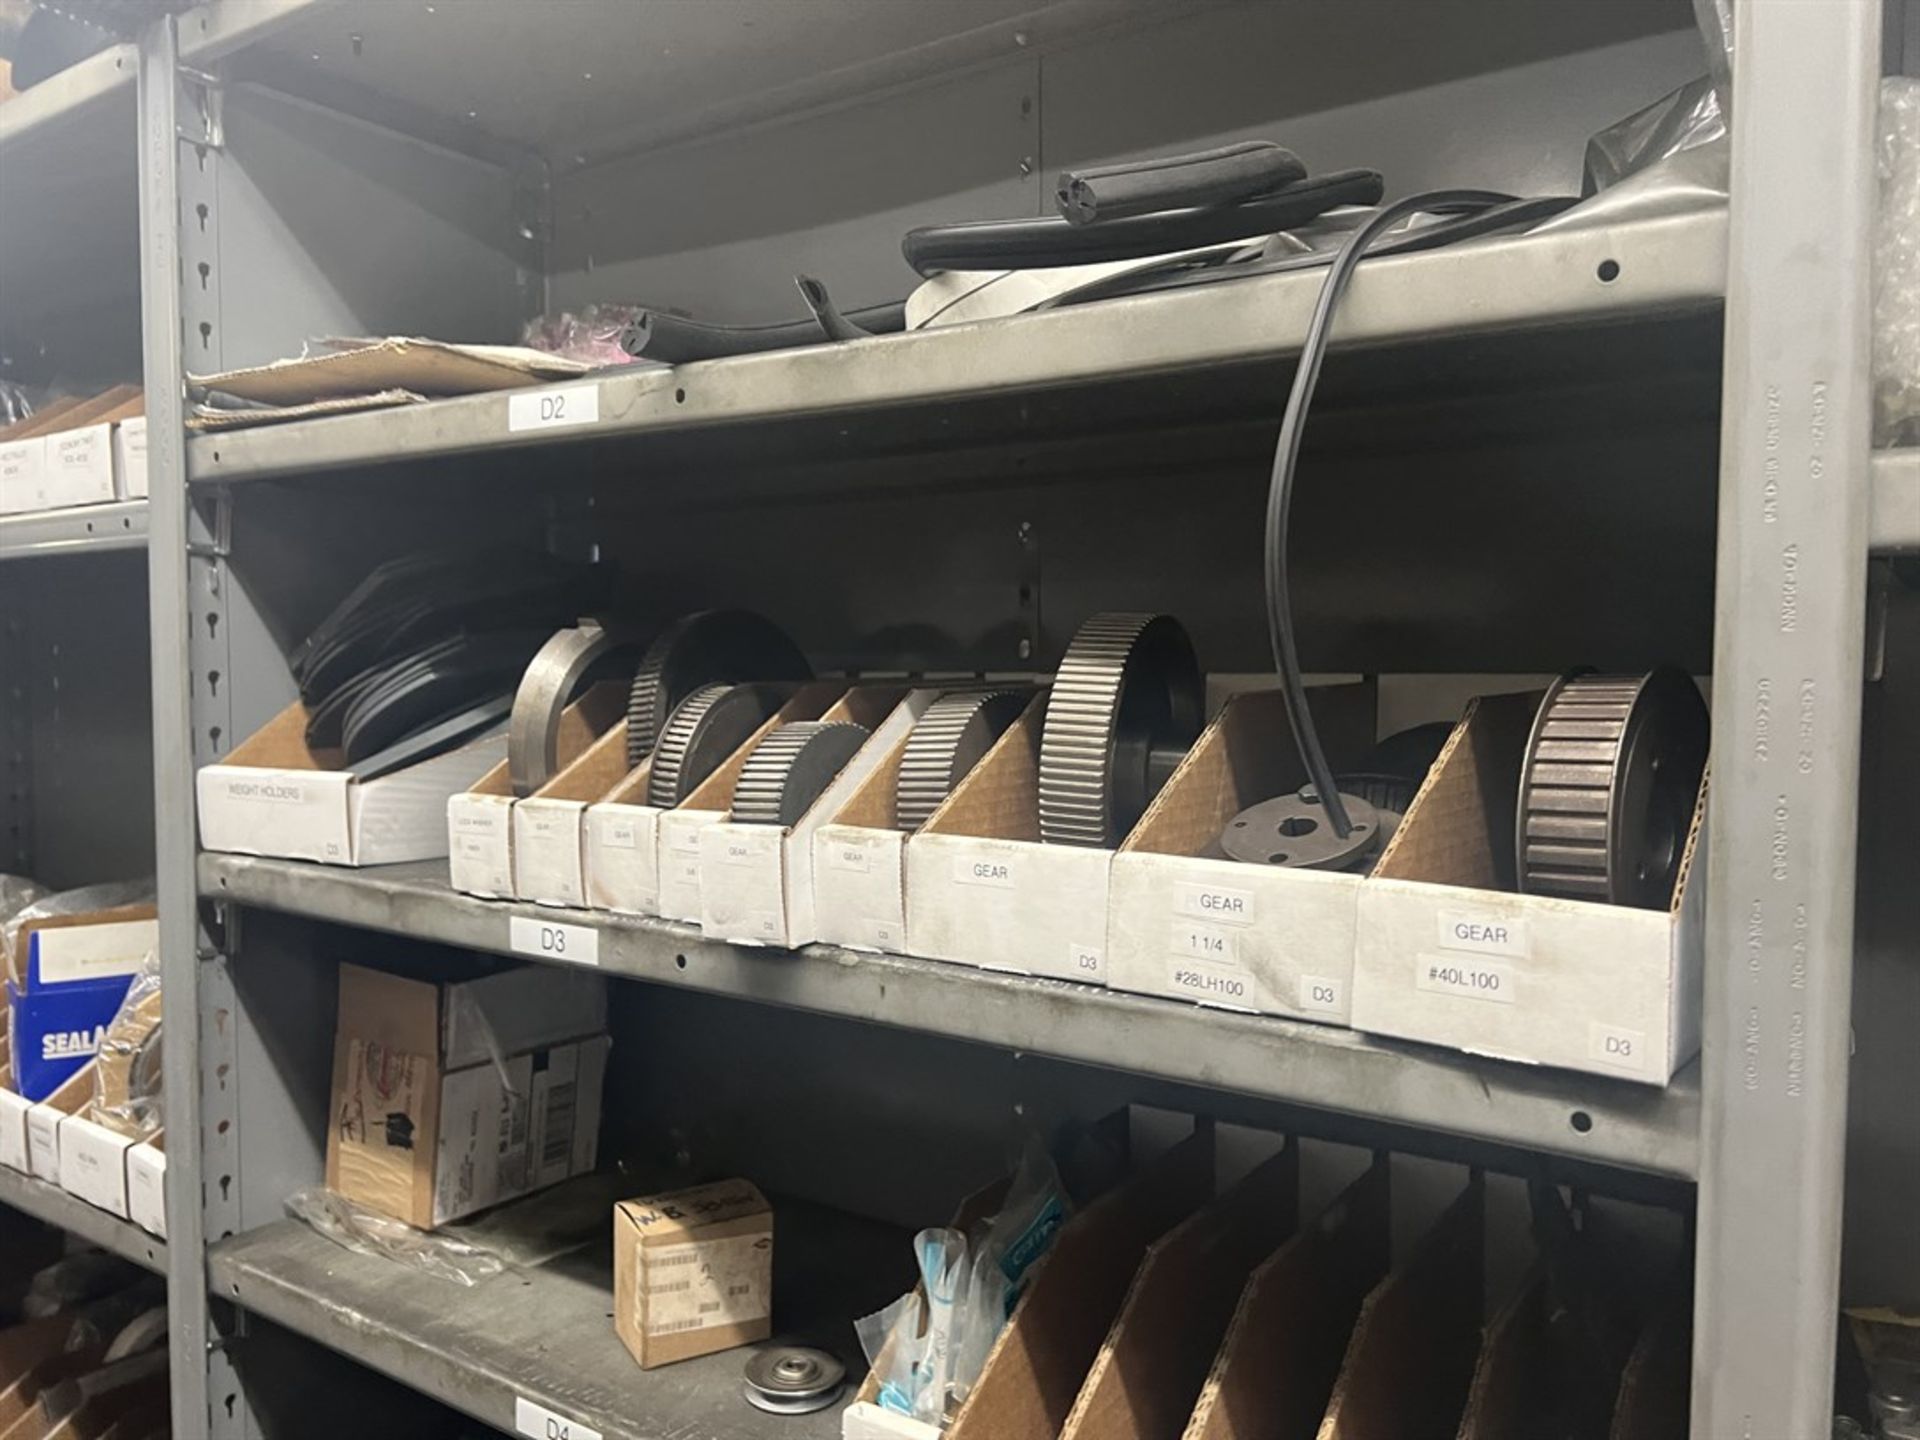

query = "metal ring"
[{"left": 509, "top": 622, "right": 617, "bottom": 797}]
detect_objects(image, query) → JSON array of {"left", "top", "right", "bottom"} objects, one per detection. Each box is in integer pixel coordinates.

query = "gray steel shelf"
[
  {"left": 0, "top": 1165, "right": 167, "bottom": 1274},
  {"left": 199, "top": 852, "right": 1700, "bottom": 1181},
  {"left": 211, "top": 1204, "right": 906, "bottom": 1440},
  {"left": 1873, "top": 447, "right": 1919, "bottom": 554},
  {"left": 0, "top": 501, "right": 148, "bottom": 560},
  {"left": 185, "top": 205, "right": 1728, "bottom": 486},
  {"left": 0, "top": 43, "right": 136, "bottom": 152}
]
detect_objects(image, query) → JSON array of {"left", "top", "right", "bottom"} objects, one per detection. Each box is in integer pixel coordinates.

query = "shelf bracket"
[{"left": 177, "top": 66, "right": 224, "bottom": 149}]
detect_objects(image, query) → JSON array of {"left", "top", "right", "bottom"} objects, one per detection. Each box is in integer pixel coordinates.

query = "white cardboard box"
[
  {"left": 515, "top": 720, "right": 633, "bottom": 907},
  {"left": 584, "top": 757, "right": 664, "bottom": 915},
  {"left": 701, "top": 688, "right": 922, "bottom": 947},
  {"left": 811, "top": 720, "right": 923, "bottom": 955},
  {"left": 905, "top": 693, "right": 1111, "bottom": 984},
  {"left": 0, "top": 1087, "right": 30, "bottom": 1170},
  {"left": 1108, "top": 686, "right": 1376, "bottom": 1025},
  {"left": 0, "top": 437, "right": 47, "bottom": 514},
  {"left": 27, "top": 1068, "right": 90, "bottom": 1181},
  {"left": 128, "top": 1134, "right": 166, "bottom": 1237},
  {"left": 200, "top": 701, "right": 506, "bottom": 866},
  {"left": 448, "top": 684, "right": 625, "bottom": 900},
  {"left": 115, "top": 416, "right": 148, "bottom": 499},
  {"left": 651, "top": 684, "right": 846, "bottom": 924},
  {"left": 1351, "top": 691, "right": 1707, "bottom": 1085},
  {"left": 58, "top": 1111, "right": 135, "bottom": 1217},
  {"left": 44, "top": 423, "right": 117, "bottom": 508}
]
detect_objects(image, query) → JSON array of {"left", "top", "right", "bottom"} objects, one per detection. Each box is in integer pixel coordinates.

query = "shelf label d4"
[{"left": 514, "top": 1396, "right": 602, "bottom": 1440}]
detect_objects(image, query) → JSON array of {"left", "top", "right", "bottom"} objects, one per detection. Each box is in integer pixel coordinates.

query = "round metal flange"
[
  {"left": 1038, "top": 613, "right": 1203, "bottom": 848},
  {"left": 647, "top": 682, "right": 793, "bottom": 808},
  {"left": 1516, "top": 667, "right": 1708, "bottom": 907},
  {"left": 508, "top": 622, "right": 630, "bottom": 796},
  {"left": 626, "top": 611, "right": 812, "bottom": 767},
  {"left": 732, "top": 722, "right": 872, "bottom": 826},
  {"left": 1220, "top": 787, "right": 1384, "bottom": 871},
  {"left": 895, "top": 688, "right": 1031, "bottom": 831},
  {"left": 742, "top": 1347, "right": 846, "bottom": 1415}
]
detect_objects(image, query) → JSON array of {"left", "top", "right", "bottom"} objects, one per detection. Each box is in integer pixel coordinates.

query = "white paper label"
[
  {"left": 827, "top": 842, "right": 871, "bottom": 874},
  {"left": 1068, "top": 943, "right": 1104, "bottom": 981},
  {"left": 224, "top": 776, "right": 306, "bottom": 804},
  {"left": 1169, "top": 920, "right": 1236, "bottom": 964},
  {"left": 1166, "top": 957, "right": 1253, "bottom": 1004},
  {"left": 952, "top": 853, "right": 1015, "bottom": 888},
  {"left": 1175, "top": 881, "right": 1255, "bottom": 927},
  {"left": 600, "top": 819, "right": 638, "bottom": 851},
  {"left": 667, "top": 825, "right": 706, "bottom": 856},
  {"left": 644, "top": 1232, "right": 773, "bottom": 1336},
  {"left": 866, "top": 918, "right": 901, "bottom": 950},
  {"left": 1436, "top": 911, "right": 1530, "bottom": 958},
  {"left": 515, "top": 1397, "right": 603, "bottom": 1440},
  {"left": 719, "top": 830, "right": 778, "bottom": 865},
  {"left": 1415, "top": 954, "right": 1515, "bottom": 1003},
  {"left": 1589, "top": 1022, "right": 1648, "bottom": 1073},
  {"left": 34, "top": 919, "right": 158, "bottom": 985},
  {"left": 1298, "top": 974, "right": 1344, "bottom": 1013},
  {"left": 509, "top": 916, "right": 600, "bottom": 967},
  {"left": 507, "top": 384, "right": 600, "bottom": 433}
]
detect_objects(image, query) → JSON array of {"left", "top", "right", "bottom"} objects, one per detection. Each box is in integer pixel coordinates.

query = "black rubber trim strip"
[
  {"left": 901, "top": 169, "right": 1383, "bottom": 276},
  {"left": 1056, "top": 142, "right": 1306, "bottom": 226},
  {"left": 620, "top": 301, "right": 908, "bottom": 363}
]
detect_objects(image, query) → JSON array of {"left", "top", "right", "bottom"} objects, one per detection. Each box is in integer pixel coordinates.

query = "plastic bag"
[
  {"left": 521, "top": 305, "right": 648, "bottom": 367},
  {"left": 950, "top": 1139, "right": 1067, "bottom": 1403},
  {"left": 0, "top": 875, "right": 50, "bottom": 927},
  {"left": 92, "top": 952, "right": 162, "bottom": 1140},
  {"left": 286, "top": 1187, "right": 506, "bottom": 1286},
  {"left": 1582, "top": 76, "right": 1725, "bottom": 196},
  {"left": 1876, "top": 79, "right": 1920, "bottom": 445}
]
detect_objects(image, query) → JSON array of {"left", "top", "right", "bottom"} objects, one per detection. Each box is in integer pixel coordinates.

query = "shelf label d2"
[
  {"left": 509, "top": 915, "right": 601, "bottom": 967},
  {"left": 508, "top": 383, "right": 600, "bottom": 433},
  {"left": 514, "top": 1396, "right": 602, "bottom": 1440}
]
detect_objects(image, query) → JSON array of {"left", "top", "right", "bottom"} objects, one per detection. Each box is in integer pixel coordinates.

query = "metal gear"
[
  {"left": 646, "top": 682, "right": 792, "bottom": 809},
  {"left": 1516, "top": 668, "right": 1708, "bottom": 907},
  {"left": 509, "top": 621, "right": 632, "bottom": 797},
  {"left": 626, "top": 611, "right": 812, "bottom": 768},
  {"left": 742, "top": 1347, "right": 846, "bottom": 1415},
  {"left": 1220, "top": 786, "right": 1386, "bottom": 872},
  {"left": 1038, "top": 613, "right": 1203, "bottom": 847},
  {"left": 894, "top": 688, "right": 1031, "bottom": 831},
  {"left": 732, "top": 722, "right": 872, "bottom": 827}
]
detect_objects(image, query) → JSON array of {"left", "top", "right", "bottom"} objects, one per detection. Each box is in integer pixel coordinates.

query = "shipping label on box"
[
  {"left": 45, "top": 424, "right": 116, "bottom": 507},
  {"left": 58, "top": 1113, "right": 134, "bottom": 1218},
  {"left": 614, "top": 1178, "right": 774, "bottom": 1369}
]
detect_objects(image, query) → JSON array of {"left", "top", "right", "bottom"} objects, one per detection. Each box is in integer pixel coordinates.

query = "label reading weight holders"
[
  {"left": 510, "top": 916, "right": 600, "bottom": 967},
  {"left": 515, "top": 1397, "right": 602, "bottom": 1440},
  {"left": 508, "top": 384, "right": 600, "bottom": 433}
]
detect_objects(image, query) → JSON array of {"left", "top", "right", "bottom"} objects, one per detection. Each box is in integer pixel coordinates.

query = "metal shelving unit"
[
  {"left": 0, "top": 0, "right": 1891, "bottom": 1434},
  {"left": 0, "top": 1165, "right": 166, "bottom": 1274}
]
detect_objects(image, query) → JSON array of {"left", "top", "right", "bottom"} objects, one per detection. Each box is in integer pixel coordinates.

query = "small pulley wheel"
[
  {"left": 1220, "top": 786, "right": 1384, "bottom": 871},
  {"left": 742, "top": 1346, "right": 846, "bottom": 1415}
]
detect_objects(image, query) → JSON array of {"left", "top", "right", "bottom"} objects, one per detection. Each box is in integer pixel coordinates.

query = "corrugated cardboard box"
[
  {"left": 1352, "top": 693, "right": 1707, "bottom": 1083},
  {"left": 614, "top": 1179, "right": 773, "bottom": 1369},
  {"left": 5, "top": 907, "right": 154, "bottom": 1102},
  {"left": 200, "top": 701, "right": 506, "bottom": 866},
  {"left": 326, "top": 961, "right": 609, "bottom": 1227},
  {"left": 1109, "top": 687, "right": 1376, "bottom": 1026}
]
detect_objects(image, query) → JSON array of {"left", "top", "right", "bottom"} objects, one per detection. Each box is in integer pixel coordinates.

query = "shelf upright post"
[
  {"left": 1695, "top": 0, "right": 1883, "bottom": 1432},
  {"left": 137, "top": 13, "right": 213, "bottom": 1436}
]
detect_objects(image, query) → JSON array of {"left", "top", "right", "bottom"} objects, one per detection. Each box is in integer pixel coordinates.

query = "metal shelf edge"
[
  {"left": 199, "top": 852, "right": 1700, "bottom": 1180},
  {"left": 186, "top": 206, "right": 1729, "bottom": 486},
  {"left": 1871, "top": 446, "right": 1919, "bottom": 554},
  {"left": 0, "top": 44, "right": 136, "bottom": 153},
  {"left": 0, "top": 1165, "right": 168, "bottom": 1274},
  {"left": 0, "top": 501, "right": 149, "bottom": 560}
]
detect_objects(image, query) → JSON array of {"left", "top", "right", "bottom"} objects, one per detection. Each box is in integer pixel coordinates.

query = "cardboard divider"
[
  {"left": 701, "top": 686, "right": 920, "bottom": 947},
  {"left": 1182, "top": 1156, "right": 1391, "bottom": 1440},
  {"left": 1109, "top": 686, "right": 1375, "bottom": 1024},
  {"left": 657, "top": 683, "right": 845, "bottom": 922},
  {"left": 1607, "top": 1277, "right": 1690, "bottom": 1440},
  {"left": 1060, "top": 1141, "right": 1301, "bottom": 1440},
  {"left": 946, "top": 1125, "right": 1216, "bottom": 1440},
  {"left": 1454, "top": 1266, "right": 1555, "bottom": 1440},
  {"left": 812, "top": 721, "right": 918, "bottom": 953},
  {"left": 905, "top": 691, "right": 1112, "bottom": 983},
  {"left": 200, "top": 698, "right": 507, "bottom": 866},
  {"left": 1315, "top": 1174, "right": 1485, "bottom": 1440},
  {"left": 1354, "top": 690, "right": 1708, "bottom": 1083}
]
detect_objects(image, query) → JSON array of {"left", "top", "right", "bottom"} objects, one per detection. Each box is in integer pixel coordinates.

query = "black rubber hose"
[
  {"left": 1056, "top": 142, "right": 1307, "bottom": 225},
  {"left": 1265, "top": 189, "right": 1511, "bottom": 838},
  {"left": 620, "top": 301, "right": 908, "bottom": 363},
  {"left": 902, "top": 169, "right": 1383, "bottom": 276}
]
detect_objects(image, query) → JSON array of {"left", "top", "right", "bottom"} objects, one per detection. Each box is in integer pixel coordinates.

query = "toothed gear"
[
  {"left": 646, "top": 682, "right": 790, "bottom": 808},
  {"left": 1516, "top": 667, "right": 1707, "bottom": 908},
  {"left": 625, "top": 610, "right": 811, "bottom": 767},
  {"left": 895, "top": 689, "right": 1031, "bottom": 831},
  {"left": 1038, "top": 613, "right": 1203, "bottom": 847},
  {"left": 732, "top": 721, "right": 872, "bottom": 826}
]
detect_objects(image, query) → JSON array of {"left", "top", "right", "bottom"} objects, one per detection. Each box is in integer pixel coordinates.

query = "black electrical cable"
[{"left": 1265, "top": 189, "right": 1512, "bottom": 838}]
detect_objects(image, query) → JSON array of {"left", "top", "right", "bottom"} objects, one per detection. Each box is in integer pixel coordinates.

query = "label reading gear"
[
  {"left": 509, "top": 916, "right": 600, "bottom": 967},
  {"left": 953, "top": 852, "right": 1015, "bottom": 889},
  {"left": 1176, "top": 881, "right": 1255, "bottom": 926},
  {"left": 515, "top": 1397, "right": 603, "bottom": 1440},
  {"left": 1436, "top": 910, "right": 1530, "bottom": 958},
  {"left": 507, "top": 383, "right": 600, "bottom": 433}
]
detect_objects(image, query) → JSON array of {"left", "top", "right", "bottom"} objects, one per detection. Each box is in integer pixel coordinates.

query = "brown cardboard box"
[
  {"left": 1316, "top": 1174, "right": 1485, "bottom": 1440},
  {"left": 1060, "top": 1141, "right": 1301, "bottom": 1440},
  {"left": 946, "top": 1126, "right": 1215, "bottom": 1440},
  {"left": 613, "top": 1179, "right": 773, "bottom": 1369},
  {"left": 326, "top": 961, "right": 609, "bottom": 1228}
]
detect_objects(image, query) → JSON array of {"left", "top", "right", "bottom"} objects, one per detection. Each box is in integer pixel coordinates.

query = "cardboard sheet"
[{"left": 190, "top": 337, "right": 588, "bottom": 403}]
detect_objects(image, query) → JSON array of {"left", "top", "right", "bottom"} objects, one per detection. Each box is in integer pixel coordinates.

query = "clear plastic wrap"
[
  {"left": 521, "top": 305, "right": 648, "bottom": 367},
  {"left": 1581, "top": 76, "right": 1725, "bottom": 196},
  {"left": 286, "top": 1187, "right": 506, "bottom": 1286},
  {"left": 1, "top": 879, "right": 155, "bottom": 983},
  {"left": 92, "top": 953, "right": 162, "bottom": 1140},
  {"left": 1876, "top": 78, "right": 1920, "bottom": 446},
  {"left": 0, "top": 874, "right": 51, "bottom": 928}
]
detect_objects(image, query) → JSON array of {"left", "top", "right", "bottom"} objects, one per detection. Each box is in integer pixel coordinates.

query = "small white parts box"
[
  {"left": 451, "top": 683, "right": 626, "bottom": 898},
  {"left": 0, "top": 438, "right": 44, "bottom": 515},
  {"left": 905, "top": 693, "right": 1111, "bottom": 984},
  {"left": 1352, "top": 692, "right": 1707, "bottom": 1085},
  {"left": 812, "top": 720, "right": 927, "bottom": 954},
  {"left": 115, "top": 416, "right": 148, "bottom": 499},
  {"left": 702, "top": 687, "right": 922, "bottom": 948},
  {"left": 200, "top": 701, "right": 506, "bottom": 866},
  {"left": 27, "top": 1068, "right": 90, "bottom": 1181},
  {"left": 583, "top": 759, "right": 662, "bottom": 915},
  {"left": 1108, "top": 686, "right": 1377, "bottom": 1025},
  {"left": 0, "top": 1086, "right": 30, "bottom": 1170},
  {"left": 515, "top": 720, "right": 634, "bottom": 907},
  {"left": 58, "top": 1112, "right": 135, "bottom": 1218},
  {"left": 128, "top": 1135, "right": 166, "bottom": 1237},
  {"left": 45, "top": 423, "right": 117, "bottom": 508},
  {"left": 653, "top": 683, "right": 847, "bottom": 925}
]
